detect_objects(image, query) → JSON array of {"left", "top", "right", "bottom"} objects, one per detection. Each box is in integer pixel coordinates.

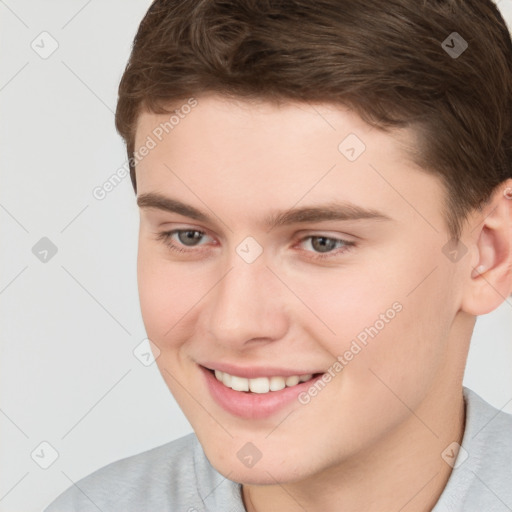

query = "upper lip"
[{"left": 201, "top": 362, "right": 323, "bottom": 379}]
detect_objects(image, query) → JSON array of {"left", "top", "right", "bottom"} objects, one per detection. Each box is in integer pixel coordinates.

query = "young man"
[{"left": 46, "top": 0, "right": 512, "bottom": 510}]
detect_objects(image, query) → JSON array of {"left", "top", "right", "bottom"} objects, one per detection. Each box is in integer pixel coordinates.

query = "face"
[{"left": 134, "top": 94, "right": 473, "bottom": 484}]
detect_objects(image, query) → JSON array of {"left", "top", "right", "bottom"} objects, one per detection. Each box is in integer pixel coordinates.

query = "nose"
[{"left": 203, "top": 256, "right": 289, "bottom": 350}]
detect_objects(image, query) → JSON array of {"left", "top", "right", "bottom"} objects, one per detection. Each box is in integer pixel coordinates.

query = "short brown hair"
[{"left": 115, "top": 0, "right": 512, "bottom": 239}]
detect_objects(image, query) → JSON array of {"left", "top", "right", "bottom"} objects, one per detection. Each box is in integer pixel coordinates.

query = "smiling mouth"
[{"left": 208, "top": 368, "right": 323, "bottom": 394}]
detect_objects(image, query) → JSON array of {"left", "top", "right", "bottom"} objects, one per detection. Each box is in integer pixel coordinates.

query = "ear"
[{"left": 461, "top": 179, "right": 512, "bottom": 315}]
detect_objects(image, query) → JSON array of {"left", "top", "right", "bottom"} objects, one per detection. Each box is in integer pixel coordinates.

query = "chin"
[
  {"left": 205, "top": 447, "right": 312, "bottom": 486},
  {"left": 219, "top": 465, "right": 303, "bottom": 486}
]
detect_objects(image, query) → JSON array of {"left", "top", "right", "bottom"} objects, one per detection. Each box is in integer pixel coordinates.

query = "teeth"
[
  {"left": 285, "top": 375, "right": 300, "bottom": 386},
  {"left": 222, "top": 372, "right": 232, "bottom": 387},
  {"left": 269, "top": 376, "right": 286, "bottom": 391},
  {"left": 213, "top": 370, "right": 315, "bottom": 394},
  {"left": 249, "top": 377, "right": 270, "bottom": 394},
  {"left": 230, "top": 375, "right": 249, "bottom": 392}
]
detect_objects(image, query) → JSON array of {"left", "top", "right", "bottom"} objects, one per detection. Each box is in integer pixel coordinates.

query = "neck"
[{"left": 242, "top": 385, "right": 466, "bottom": 512}]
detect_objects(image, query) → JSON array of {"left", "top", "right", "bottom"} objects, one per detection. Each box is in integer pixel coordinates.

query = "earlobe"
[{"left": 461, "top": 180, "right": 512, "bottom": 315}]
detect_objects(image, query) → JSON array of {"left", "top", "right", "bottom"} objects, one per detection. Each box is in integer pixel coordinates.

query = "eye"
[
  {"left": 297, "top": 235, "right": 355, "bottom": 259},
  {"left": 155, "top": 229, "right": 355, "bottom": 260},
  {"left": 156, "top": 229, "right": 213, "bottom": 253}
]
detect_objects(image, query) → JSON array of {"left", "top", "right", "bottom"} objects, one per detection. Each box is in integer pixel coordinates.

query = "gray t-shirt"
[{"left": 44, "top": 387, "right": 512, "bottom": 511}]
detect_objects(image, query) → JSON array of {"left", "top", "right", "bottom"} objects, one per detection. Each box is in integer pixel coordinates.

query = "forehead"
[
  {"left": 135, "top": 93, "right": 417, "bottom": 152},
  {"left": 133, "top": 94, "right": 444, "bottom": 231}
]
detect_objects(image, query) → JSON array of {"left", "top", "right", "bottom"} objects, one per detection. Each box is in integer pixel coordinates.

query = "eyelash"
[{"left": 155, "top": 229, "right": 356, "bottom": 260}]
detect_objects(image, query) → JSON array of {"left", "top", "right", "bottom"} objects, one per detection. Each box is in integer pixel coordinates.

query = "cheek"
[
  {"left": 137, "top": 246, "right": 217, "bottom": 344},
  {"left": 137, "top": 249, "right": 186, "bottom": 341},
  {"left": 291, "top": 246, "right": 451, "bottom": 386},
  {"left": 285, "top": 256, "right": 403, "bottom": 351},
  {"left": 341, "top": 267, "right": 454, "bottom": 400}
]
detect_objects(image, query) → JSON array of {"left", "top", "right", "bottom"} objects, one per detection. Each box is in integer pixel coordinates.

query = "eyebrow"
[{"left": 137, "top": 192, "right": 392, "bottom": 229}]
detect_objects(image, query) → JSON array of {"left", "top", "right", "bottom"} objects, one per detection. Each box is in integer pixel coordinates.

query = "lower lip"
[{"left": 200, "top": 365, "right": 324, "bottom": 420}]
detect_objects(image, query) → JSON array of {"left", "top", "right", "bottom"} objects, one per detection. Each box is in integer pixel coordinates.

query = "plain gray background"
[{"left": 1, "top": 1, "right": 511, "bottom": 511}]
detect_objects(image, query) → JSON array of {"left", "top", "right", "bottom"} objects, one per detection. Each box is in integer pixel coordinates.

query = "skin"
[{"left": 134, "top": 93, "right": 512, "bottom": 512}]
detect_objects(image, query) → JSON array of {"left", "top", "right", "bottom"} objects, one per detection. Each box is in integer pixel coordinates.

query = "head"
[{"left": 116, "top": 0, "right": 512, "bottom": 484}]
